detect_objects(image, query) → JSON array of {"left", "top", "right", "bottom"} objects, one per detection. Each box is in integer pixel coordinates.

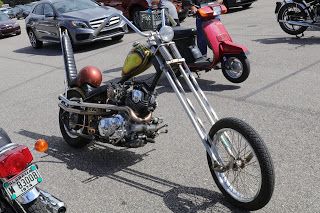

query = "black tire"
[
  {"left": 207, "top": 117, "right": 275, "bottom": 211},
  {"left": 16, "top": 31, "right": 21, "bottom": 35},
  {"left": 221, "top": 54, "right": 250, "bottom": 83},
  {"left": 278, "top": 3, "right": 308, "bottom": 35},
  {"left": 22, "top": 198, "right": 47, "bottom": 213},
  {"left": 112, "top": 34, "right": 124, "bottom": 41},
  {"left": 27, "top": 29, "right": 43, "bottom": 49},
  {"left": 242, "top": 3, "right": 252, "bottom": 9},
  {"left": 59, "top": 90, "right": 92, "bottom": 148}
]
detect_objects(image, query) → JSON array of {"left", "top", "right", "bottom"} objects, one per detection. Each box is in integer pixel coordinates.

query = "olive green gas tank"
[{"left": 121, "top": 42, "right": 153, "bottom": 81}]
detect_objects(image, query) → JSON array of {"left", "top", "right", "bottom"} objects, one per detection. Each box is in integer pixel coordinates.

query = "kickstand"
[{"left": 296, "top": 33, "right": 304, "bottom": 39}]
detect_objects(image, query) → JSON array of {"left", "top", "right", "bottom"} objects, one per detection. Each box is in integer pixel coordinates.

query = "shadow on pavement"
[
  {"left": 103, "top": 73, "right": 240, "bottom": 94},
  {"left": 13, "top": 39, "right": 123, "bottom": 56},
  {"left": 18, "top": 130, "right": 248, "bottom": 213},
  {"left": 253, "top": 36, "right": 320, "bottom": 47}
]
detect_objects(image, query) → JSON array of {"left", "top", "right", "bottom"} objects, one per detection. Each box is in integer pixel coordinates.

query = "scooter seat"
[{"left": 173, "top": 27, "right": 197, "bottom": 39}]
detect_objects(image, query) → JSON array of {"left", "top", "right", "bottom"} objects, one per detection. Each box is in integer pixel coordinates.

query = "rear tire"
[
  {"left": 28, "top": 29, "right": 43, "bottom": 49},
  {"left": 59, "top": 89, "right": 92, "bottom": 148},
  {"left": 207, "top": 118, "right": 275, "bottom": 210},
  {"left": 278, "top": 3, "right": 308, "bottom": 35},
  {"left": 22, "top": 198, "right": 47, "bottom": 213}
]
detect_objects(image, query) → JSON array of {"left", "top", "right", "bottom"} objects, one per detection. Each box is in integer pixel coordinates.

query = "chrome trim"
[
  {"left": 93, "top": 13, "right": 149, "bottom": 37},
  {"left": 0, "top": 143, "right": 18, "bottom": 155},
  {"left": 90, "top": 16, "right": 120, "bottom": 29},
  {"left": 39, "top": 190, "right": 66, "bottom": 213}
]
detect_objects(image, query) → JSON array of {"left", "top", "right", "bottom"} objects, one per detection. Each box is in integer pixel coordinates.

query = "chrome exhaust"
[{"left": 38, "top": 190, "right": 66, "bottom": 213}]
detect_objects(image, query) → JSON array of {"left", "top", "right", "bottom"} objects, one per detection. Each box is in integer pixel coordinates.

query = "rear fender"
[
  {"left": 220, "top": 41, "right": 249, "bottom": 57},
  {"left": 277, "top": 0, "right": 311, "bottom": 20}
]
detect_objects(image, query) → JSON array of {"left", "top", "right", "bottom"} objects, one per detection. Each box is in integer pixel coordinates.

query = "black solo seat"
[{"left": 173, "top": 27, "right": 197, "bottom": 39}]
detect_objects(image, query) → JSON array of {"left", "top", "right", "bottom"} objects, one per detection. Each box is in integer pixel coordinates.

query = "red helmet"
[{"left": 77, "top": 66, "right": 102, "bottom": 88}]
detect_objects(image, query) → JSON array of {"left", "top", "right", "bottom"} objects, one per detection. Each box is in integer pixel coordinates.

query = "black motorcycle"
[{"left": 276, "top": 0, "right": 320, "bottom": 36}]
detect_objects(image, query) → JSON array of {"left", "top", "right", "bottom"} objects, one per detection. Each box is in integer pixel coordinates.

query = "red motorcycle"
[
  {"left": 173, "top": 3, "right": 250, "bottom": 83},
  {"left": 0, "top": 128, "right": 66, "bottom": 213}
]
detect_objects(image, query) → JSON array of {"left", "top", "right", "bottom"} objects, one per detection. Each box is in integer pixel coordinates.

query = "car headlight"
[
  {"left": 159, "top": 26, "right": 174, "bottom": 42},
  {"left": 70, "top": 20, "right": 89, "bottom": 28}
]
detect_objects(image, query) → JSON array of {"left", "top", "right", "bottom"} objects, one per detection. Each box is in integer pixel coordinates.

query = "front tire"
[
  {"left": 27, "top": 29, "right": 43, "bottom": 49},
  {"left": 221, "top": 54, "right": 250, "bottom": 83},
  {"left": 278, "top": 3, "right": 308, "bottom": 35},
  {"left": 22, "top": 198, "right": 47, "bottom": 213},
  {"left": 207, "top": 118, "right": 275, "bottom": 210}
]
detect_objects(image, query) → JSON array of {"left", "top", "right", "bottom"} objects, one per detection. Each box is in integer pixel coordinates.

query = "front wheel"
[
  {"left": 278, "top": 3, "right": 308, "bottom": 35},
  {"left": 27, "top": 29, "right": 43, "bottom": 49},
  {"left": 207, "top": 117, "right": 275, "bottom": 210},
  {"left": 22, "top": 198, "right": 47, "bottom": 213},
  {"left": 221, "top": 54, "right": 250, "bottom": 83}
]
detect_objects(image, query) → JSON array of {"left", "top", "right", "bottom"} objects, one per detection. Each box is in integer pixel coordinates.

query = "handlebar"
[{"left": 93, "top": 13, "right": 150, "bottom": 38}]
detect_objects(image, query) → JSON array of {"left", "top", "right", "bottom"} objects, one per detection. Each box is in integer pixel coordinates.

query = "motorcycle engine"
[
  {"left": 98, "top": 114, "right": 126, "bottom": 139},
  {"left": 125, "top": 88, "right": 157, "bottom": 117}
]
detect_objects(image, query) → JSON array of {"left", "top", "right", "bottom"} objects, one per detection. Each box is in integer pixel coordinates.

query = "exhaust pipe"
[{"left": 38, "top": 190, "right": 66, "bottom": 213}]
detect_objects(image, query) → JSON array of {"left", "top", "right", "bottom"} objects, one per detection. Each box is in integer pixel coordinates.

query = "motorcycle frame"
[{"left": 59, "top": 10, "right": 239, "bottom": 169}]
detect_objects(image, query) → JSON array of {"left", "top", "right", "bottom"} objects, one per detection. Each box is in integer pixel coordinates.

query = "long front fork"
[{"left": 155, "top": 43, "right": 237, "bottom": 170}]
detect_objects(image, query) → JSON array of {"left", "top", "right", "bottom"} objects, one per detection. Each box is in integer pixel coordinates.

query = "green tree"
[{"left": 0, "top": 0, "right": 3, "bottom": 7}]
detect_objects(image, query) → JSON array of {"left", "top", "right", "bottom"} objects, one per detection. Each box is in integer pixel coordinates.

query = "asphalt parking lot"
[{"left": 1, "top": 0, "right": 320, "bottom": 212}]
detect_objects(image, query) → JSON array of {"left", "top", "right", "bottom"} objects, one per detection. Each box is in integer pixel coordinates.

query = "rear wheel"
[
  {"left": 207, "top": 118, "right": 275, "bottom": 210},
  {"left": 59, "top": 89, "right": 92, "bottom": 148},
  {"left": 221, "top": 54, "right": 250, "bottom": 83},
  {"left": 278, "top": 3, "right": 308, "bottom": 35},
  {"left": 27, "top": 29, "right": 43, "bottom": 49}
]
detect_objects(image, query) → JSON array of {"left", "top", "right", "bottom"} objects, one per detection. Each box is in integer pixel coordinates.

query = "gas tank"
[{"left": 121, "top": 42, "right": 153, "bottom": 81}]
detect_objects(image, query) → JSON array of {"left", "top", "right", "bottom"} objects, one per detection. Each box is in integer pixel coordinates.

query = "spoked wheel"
[
  {"left": 278, "top": 3, "right": 308, "bottom": 35},
  {"left": 207, "top": 118, "right": 275, "bottom": 210},
  {"left": 59, "top": 89, "right": 92, "bottom": 148},
  {"left": 221, "top": 54, "right": 250, "bottom": 83},
  {"left": 27, "top": 29, "right": 43, "bottom": 49}
]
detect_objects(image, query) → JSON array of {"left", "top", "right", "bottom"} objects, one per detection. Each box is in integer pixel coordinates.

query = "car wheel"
[
  {"left": 112, "top": 35, "right": 124, "bottom": 41},
  {"left": 16, "top": 31, "right": 21, "bottom": 35},
  {"left": 28, "top": 29, "right": 43, "bottom": 49}
]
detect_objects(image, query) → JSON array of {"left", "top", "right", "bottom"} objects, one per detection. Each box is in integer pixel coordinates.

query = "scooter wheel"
[{"left": 221, "top": 54, "right": 250, "bottom": 83}]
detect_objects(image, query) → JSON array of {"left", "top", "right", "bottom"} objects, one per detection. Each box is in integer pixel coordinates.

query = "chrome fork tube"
[{"left": 169, "top": 43, "right": 219, "bottom": 124}]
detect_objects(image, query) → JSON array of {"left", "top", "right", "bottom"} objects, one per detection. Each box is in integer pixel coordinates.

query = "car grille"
[{"left": 89, "top": 16, "right": 120, "bottom": 29}]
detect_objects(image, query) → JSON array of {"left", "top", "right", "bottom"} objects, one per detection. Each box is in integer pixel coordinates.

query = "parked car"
[
  {"left": 22, "top": 2, "right": 38, "bottom": 18},
  {"left": 97, "top": 0, "right": 189, "bottom": 27},
  {"left": 0, "top": 11, "right": 21, "bottom": 37},
  {"left": 9, "top": 5, "right": 26, "bottom": 19},
  {"left": 223, "top": 0, "right": 257, "bottom": 9},
  {"left": 0, "top": 7, "right": 14, "bottom": 19},
  {"left": 25, "top": 0, "right": 128, "bottom": 49}
]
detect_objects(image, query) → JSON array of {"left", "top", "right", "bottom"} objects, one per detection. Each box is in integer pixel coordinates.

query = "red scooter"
[{"left": 173, "top": 3, "right": 250, "bottom": 83}]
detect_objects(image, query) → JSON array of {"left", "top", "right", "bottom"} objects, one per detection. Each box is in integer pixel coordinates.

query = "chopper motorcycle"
[
  {"left": 58, "top": 9, "right": 274, "bottom": 210},
  {"left": 276, "top": 0, "right": 320, "bottom": 36},
  {"left": 0, "top": 128, "right": 66, "bottom": 213},
  {"left": 172, "top": 3, "right": 250, "bottom": 83}
]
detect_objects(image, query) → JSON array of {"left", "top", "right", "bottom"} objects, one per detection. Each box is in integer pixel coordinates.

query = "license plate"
[{"left": 3, "top": 165, "right": 42, "bottom": 200}]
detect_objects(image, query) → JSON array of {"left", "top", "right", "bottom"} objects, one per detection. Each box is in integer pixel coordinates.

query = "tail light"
[
  {"left": 197, "top": 5, "right": 228, "bottom": 19},
  {"left": 0, "top": 145, "right": 33, "bottom": 178}
]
